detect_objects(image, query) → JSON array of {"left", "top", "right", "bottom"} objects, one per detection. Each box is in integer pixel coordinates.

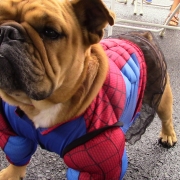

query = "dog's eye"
[{"left": 42, "top": 27, "right": 60, "bottom": 39}]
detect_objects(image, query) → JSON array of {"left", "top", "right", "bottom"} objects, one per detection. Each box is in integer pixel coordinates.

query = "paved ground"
[{"left": 1, "top": 0, "right": 180, "bottom": 179}]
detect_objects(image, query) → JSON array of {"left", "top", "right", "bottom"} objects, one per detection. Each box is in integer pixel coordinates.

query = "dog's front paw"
[
  {"left": 158, "top": 131, "right": 177, "bottom": 148},
  {"left": 0, "top": 164, "right": 26, "bottom": 180}
]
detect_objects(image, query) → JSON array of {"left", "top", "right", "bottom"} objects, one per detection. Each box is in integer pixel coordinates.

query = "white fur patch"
[{"left": 32, "top": 103, "right": 62, "bottom": 128}]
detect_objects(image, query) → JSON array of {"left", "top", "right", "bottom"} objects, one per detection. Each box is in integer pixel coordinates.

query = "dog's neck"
[{"left": 16, "top": 43, "right": 109, "bottom": 128}]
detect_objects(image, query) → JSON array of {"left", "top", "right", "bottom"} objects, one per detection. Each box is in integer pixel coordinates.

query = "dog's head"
[{"left": 0, "top": 0, "right": 114, "bottom": 108}]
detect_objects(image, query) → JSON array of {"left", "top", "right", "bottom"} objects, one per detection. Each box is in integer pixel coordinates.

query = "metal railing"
[{"left": 108, "top": 0, "right": 180, "bottom": 36}]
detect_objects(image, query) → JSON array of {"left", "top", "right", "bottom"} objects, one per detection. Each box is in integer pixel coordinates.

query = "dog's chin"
[
  {"left": 1, "top": 87, "right": 53, "bottom": 103},
  {"left": 28, "top": 89, "right": 53, "bottom": 101},
  {"left": 0, "top": 57, "right": 53, "bottom": 101}
]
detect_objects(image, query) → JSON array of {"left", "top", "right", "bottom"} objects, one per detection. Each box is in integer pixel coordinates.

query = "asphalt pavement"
[{"left": 1, "top": 0, "right": 180, "bottom": 179}]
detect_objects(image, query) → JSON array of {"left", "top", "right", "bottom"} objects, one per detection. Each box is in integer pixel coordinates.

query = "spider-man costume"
[{"left": 0, "top": 38, "right": 146, "bottom": 180}]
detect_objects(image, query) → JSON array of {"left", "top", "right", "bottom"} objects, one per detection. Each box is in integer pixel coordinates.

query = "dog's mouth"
[{"left": 0, "top": 24, "right": 53, "bottom": 100}]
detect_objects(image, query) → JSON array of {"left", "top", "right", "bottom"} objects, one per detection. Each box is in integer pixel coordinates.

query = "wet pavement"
[{"left": 1, "top": 0, "right": 180, "bottom": 179}]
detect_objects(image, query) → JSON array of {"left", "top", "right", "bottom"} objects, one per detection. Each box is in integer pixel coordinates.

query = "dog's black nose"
[{"left": 0, "top": 26, "right": 25, "bottom": 45}]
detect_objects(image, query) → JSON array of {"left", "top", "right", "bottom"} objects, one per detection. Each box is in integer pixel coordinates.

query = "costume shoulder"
[{"left": 0, "top": 99, "right": 16, "bottom": 149}]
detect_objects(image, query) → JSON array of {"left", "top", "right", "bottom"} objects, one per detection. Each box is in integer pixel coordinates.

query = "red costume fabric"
[{"left": 0, "top": 38, "right": 147, "bottom": 180}]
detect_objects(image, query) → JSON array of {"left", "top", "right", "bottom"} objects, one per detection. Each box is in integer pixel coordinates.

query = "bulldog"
[{"left": 0, "top": 0, "right": 177, "bottom": 179}]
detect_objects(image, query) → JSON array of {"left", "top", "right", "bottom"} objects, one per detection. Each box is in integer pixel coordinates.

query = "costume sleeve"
[
  {"left": 64, "top": 128, "right": 127, "bottom": 180},
  {"left": 0, "top": 112, "right": 37, "bottom": 166}
]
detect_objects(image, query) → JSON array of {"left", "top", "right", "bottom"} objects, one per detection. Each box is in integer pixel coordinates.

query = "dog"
[{"left": 0, "top": 0, "right": 177, "bottom": 179}]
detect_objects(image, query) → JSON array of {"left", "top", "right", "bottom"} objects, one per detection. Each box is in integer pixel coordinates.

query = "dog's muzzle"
[{"left": 0, "top": 24, "right": 52, "bottom": 100}]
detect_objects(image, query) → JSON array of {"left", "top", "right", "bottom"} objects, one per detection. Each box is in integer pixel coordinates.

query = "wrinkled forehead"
[{"left": 0, "top": 0, "right": 70, "bottom": 29}]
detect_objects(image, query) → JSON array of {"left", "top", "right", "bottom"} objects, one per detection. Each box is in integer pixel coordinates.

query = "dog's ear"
[{"left": 71, "top": 0, "right": 115, "bottom": 44}]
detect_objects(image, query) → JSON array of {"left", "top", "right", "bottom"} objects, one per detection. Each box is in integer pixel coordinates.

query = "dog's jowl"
[{"left": 0, "top": 0, "right": 177, "bottom": 179}]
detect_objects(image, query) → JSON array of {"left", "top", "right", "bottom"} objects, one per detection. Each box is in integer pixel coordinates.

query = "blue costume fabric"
[{"left": 0, "top": 38, "right": 146, "bottom": 179}]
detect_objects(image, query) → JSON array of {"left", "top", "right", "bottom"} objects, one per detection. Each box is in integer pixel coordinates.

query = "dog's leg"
[
  {"left": 0, "top": 164, "right": 27, "bottom": 180},
  {"left": 157, "top": 75, "right": 177, "bottom": 147}
]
